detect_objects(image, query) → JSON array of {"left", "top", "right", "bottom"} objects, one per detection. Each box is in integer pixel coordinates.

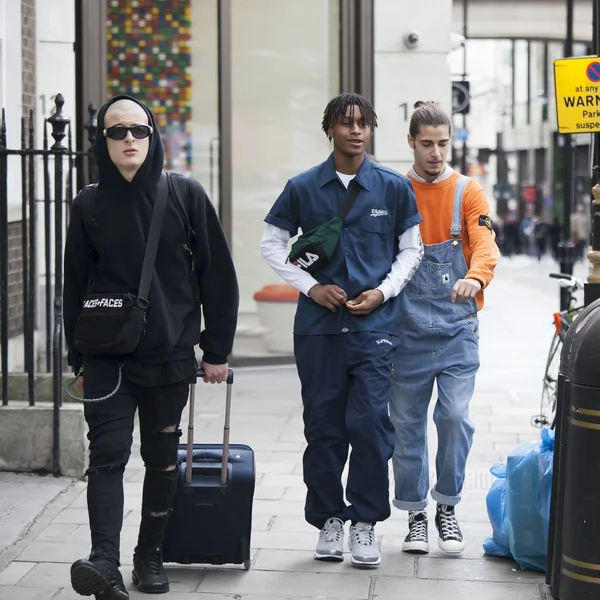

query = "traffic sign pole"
[
  {"left": 585, "top": 0, "right": 600, "bottom": 307},
  {"left": 560, "top": 0, "right": 575, "bottom": 312},
  {"left": 553, "top": 0, "right": 576, "bottom": 312}
]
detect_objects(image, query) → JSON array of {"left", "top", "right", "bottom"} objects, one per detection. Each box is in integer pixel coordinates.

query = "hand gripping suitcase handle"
[{"left": 185, "top": 367, "right": 234, "bottom": 486}]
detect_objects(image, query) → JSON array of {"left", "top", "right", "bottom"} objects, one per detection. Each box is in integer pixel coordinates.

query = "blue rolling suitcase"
[{"left": 162, "top": 368, "right": 255, "bottom": 569}]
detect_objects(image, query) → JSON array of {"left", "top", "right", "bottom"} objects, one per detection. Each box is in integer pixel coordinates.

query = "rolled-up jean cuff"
[
  {"left": 393, "top": 497, "right": 428, "bottom": 511},
  {"left": 431, "top": 489, "right": 461, "bottom": 507}
]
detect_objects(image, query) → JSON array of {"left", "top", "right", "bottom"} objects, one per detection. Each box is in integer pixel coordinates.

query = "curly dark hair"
[{"left": 321, "top": 93, "right": 378, "bottom": 138}]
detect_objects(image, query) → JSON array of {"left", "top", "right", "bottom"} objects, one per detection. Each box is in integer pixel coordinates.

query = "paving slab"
[
  {"left": 0, "top": 472, "right": 72, "bottom": 554},
  {"left": 373, "top": 577, "right": 542, "bottom": 600}
]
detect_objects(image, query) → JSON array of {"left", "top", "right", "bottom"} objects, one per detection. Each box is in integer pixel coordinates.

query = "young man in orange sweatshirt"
[{"left": 390, "top": 101, "right": 499, "bottom": 556}]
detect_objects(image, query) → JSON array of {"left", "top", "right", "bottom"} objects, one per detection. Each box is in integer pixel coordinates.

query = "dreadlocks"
[{"left": 321, "top": 93, "right": 378, "bottom": 138}]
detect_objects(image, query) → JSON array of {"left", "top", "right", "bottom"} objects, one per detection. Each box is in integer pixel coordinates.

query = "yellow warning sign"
[{"left": 554, "top": 56, "right": 600, "bottom": 134}]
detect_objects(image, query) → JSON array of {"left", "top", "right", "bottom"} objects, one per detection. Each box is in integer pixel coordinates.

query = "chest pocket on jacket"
[
  {"left": 360, "top": 216, "right": 388, "bottom": 234},
  {"left": 405, "top": 261, "right": 454, "bottom": 298},
  {"left": 358, "top": 216, "right": 391, "bottom": 260}
]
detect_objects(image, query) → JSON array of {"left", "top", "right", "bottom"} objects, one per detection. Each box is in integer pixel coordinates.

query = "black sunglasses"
[{"left": 103, "top": 124, "right": 153, "bottom": 141}]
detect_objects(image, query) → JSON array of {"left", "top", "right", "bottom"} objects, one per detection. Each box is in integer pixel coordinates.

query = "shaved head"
[{"left": 104, "top": 99, "right": 149, "bottom": 126}]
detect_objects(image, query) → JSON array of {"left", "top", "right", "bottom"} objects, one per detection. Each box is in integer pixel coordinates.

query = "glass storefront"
[
  {"left": 108, "top": 0, "right": 341, "bottom": 361},
  {"left": 190, "top": 0, "right": 340, "bottom": 360}
]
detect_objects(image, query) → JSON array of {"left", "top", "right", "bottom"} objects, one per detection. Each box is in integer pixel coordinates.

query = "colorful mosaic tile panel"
[{"left": 106, "top": 0, "right": 192, "bottom": 172}]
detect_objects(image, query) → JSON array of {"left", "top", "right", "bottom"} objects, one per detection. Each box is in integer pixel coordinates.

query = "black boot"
[
  {"left": 132, "top": 546, "right": 169, "bottom": 594},
  {"left": 70, "top": 554, "right": 129, "bottom": 599}
]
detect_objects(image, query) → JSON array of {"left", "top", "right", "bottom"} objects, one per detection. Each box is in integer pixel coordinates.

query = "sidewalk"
[
  {"left": 0, "top": 256, "right": 574, "bottom": 600},
  {"left": 0, "top": 473, "right": 71, "bottom": 555}
]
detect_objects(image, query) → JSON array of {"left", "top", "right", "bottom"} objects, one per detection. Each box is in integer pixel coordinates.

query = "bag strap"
[
  {"left": 338, "top": 181, "right": 361, "bottom": 222},
  {"left": 137, "top": 173, "right": 168, "bottom": 306},
  {"left": 77, "top": 184, "right": 98, "bottom": 240},
  {"left": 450, "top": 174, "right": 470, "bottom": 238},
  {"left": 166, "top": 172, "right": 195, "bottom": 242}
]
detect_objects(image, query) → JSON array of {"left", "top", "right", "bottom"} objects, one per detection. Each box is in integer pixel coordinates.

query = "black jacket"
[{"left": 63, "top": 95, "right": 239, "bottom": 373}]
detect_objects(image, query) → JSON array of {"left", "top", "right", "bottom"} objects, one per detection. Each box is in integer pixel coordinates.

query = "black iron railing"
[{"left": 0, "top": 94, "right": 98, "bottom": 474}]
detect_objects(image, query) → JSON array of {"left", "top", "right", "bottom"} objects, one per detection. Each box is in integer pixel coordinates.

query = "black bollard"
[{"left": 547, "top": 298, "right": 600, "bottom": 599}]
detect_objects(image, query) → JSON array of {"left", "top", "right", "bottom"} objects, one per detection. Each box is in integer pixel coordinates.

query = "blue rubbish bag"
[
  {"left": 506, "top": 427, "right": 555, "bottom": 572},
  {"left": 482, "top": 427, "right": 555, "bottom": 571},
  {"left": 483, "top": 463, "right": 512, "bottom": 558}
]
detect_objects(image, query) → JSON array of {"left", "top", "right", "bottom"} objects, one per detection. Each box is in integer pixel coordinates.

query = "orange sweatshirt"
[{"left": 408, "top": 171, "right": 499, "bottom": 310}]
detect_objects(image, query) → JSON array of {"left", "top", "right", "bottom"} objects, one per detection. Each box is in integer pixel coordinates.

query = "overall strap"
[{"left": 450, "top": 174, "right": 470, "bottom": 238}]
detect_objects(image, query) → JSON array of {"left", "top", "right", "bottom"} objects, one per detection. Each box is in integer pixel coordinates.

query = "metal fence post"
[
  {"left": 47, "top": 93, "right": 70, "bottom": 476},
  {"left": 20, "top": 113, "right": 36, "bottom": 405},
  {"left": 0, "top": 93, "right": 96, "bottom": 472},
  {"left": 27, "top": 110, "right": 36, "bottom": 402},
  {"left": 0, "top": 110, "right": 8, "bottom": 406},
  {"left": 84, "top": 102, "right": 98, "bottom": 185}
]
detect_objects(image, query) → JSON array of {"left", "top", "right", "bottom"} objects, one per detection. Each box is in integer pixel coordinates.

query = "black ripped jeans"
[{"left": 82, "top": 358, "right": 191, "bottom": 565}]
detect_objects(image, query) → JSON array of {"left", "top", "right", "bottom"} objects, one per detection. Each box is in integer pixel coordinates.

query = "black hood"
[{"left": 93, "top": 94, "right": 164, "bottom": 188}]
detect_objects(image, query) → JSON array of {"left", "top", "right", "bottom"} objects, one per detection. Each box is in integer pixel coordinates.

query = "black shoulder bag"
[
  {"left": 288, "top": 182, "right": 361, "bottom": 274},
  {"left": 73, "top": 173, "right": 168, "bottom": 356}
]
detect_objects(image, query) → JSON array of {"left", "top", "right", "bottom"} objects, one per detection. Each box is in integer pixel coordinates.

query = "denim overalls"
[{"left": 390, "top": 175, "right": 480, "bottom": 510}]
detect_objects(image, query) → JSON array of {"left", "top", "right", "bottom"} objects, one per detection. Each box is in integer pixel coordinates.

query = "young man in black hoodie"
[{"left": 63, "top": 95, "right": 239, "bottom": 599}]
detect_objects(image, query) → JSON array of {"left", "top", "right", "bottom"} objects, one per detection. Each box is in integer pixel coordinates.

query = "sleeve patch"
[{"left": 479, "top": 215, "right": 493, "bottom": 232}]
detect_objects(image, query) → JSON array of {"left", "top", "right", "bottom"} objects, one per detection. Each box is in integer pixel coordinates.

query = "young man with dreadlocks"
[
  {"left": 390, "top": 101, "right": 499, "bottom": 556},
  {"left": 260, "top": 92, "right": 423, "bottom": 568}
]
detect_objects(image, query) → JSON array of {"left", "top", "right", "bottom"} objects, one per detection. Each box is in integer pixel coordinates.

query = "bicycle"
[{"left": 532, "top": 273, "right": 584, "bottom": 429}]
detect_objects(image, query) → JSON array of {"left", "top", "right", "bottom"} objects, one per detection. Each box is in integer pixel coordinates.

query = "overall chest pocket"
[{"left": 405, "top": 260, "right": 454, "bottom": 298}]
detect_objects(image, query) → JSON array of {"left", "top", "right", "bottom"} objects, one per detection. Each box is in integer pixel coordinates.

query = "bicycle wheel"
[{"left": 538, "top": 332, "right": 563, "bottom": 428}]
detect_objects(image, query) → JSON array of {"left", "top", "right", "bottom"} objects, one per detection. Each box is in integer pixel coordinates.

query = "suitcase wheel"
[{"left": 243, "top": 559, "right": 251, "bottom": 571}]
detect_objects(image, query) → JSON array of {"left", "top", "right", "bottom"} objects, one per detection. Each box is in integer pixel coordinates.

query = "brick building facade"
[{"left": 5, "top": 1, "right": 37, "bottom": 341}]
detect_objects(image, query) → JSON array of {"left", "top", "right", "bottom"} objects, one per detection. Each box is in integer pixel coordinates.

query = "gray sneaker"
[
  {"left": 348, "top": 522, "right": 380, "bottom": 567},
  {"left": 314, "top": 517, "right": 344, "bottom": 561}
]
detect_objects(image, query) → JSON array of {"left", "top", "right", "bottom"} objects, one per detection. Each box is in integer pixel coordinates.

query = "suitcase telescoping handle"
[{"left": 185, "top": 367, "right": 234, "bottom": 486}]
